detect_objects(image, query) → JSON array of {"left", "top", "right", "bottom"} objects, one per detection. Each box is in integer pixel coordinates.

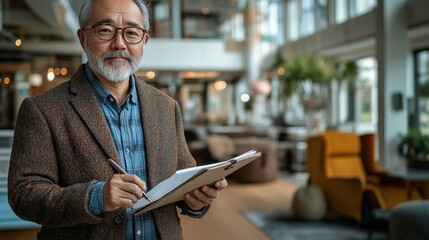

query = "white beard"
[{"left": 85, "top": 43, "right": 142, "bottom": 83}]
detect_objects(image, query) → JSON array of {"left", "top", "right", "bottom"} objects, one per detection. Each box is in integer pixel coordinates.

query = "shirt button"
[
  {"left": 126, "top": 148, "right": 130, "bottom": 154},
  {"left": 114, "top": 215, "right": 123, "bottom": 225},
  {"left": 136, "top": 230, "right": 142, "bottom": 235},
  {"left": 109, "top": 97, "right": 114, "bottom": 102}
]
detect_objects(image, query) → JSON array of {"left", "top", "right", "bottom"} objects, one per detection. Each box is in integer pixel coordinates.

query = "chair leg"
[
  {"left": 367, "top": 209, "right": 391, "bottom": 240},
  {"left": 361, "top": 190, "right": 376, "bottom": 227},
  {"left": 367, "top": 219, "right": 374, "bottom": 240}
]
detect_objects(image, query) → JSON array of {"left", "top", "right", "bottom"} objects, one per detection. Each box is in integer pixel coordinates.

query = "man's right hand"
[{"left": 103, "top": 174, "right": 147, "bottom": 211}]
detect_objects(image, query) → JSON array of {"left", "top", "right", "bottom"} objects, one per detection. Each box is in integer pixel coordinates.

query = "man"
[{"left": 7, "top": 0, "right": 227, "bottom": 239}]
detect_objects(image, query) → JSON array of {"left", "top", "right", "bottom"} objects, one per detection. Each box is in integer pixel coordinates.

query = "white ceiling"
[{"left": 4, "top": 0, "right": 79, "bottom": 39}]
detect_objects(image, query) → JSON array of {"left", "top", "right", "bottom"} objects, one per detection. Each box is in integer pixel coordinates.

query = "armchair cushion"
[
  {"left": 320, "top": 132, "right": 366, "bottom": 183},
  {"left": 360, "top": 133, "right": 388, "bottom": 175}
]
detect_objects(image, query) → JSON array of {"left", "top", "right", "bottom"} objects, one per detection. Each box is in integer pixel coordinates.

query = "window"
[
  {"left": 150, "top": 0, "right": 247, "bottom": 40},
  {"left": 258, "top": 0, "right": 286, "bottom": 54},
  {"left": 220, "top": 12, "right": 245, "bottom": 42},
  {"left": 315, "top": 0, "right": 328, "bottom": 30},
  {"left": 338, "top": 57, "right": 377, "bottom": 133},
  {"left": 334, "top": 0, "right": 348, "bottom": 24},
  {"left": 287, "top": 0, "right": 299, "bottom": 40},
  {"left": 287, "top": 0, "right": 328, "bottom": 40},
  {"left": 301, "top": 0, "right": 316, "bottom": 37},
  {"left": 356, "top": 58, "right": 377, "bottom": 125},
  {"left": 354, "top": 57, "right": 378, "bottom": 132},
  {"left": 350, "top": 0, "right": 376, "bottom": 18},
  {"left": 182, "top": 14, "right": 220, "bottom": 39},
  {"left": 150, "top": 0, "right": 172, "bottom": 38},
  {"left": 334, "top": 0, "right": 376, "bottom": 24},
  {"left": 415, "top": 49, "right": 429, "bottom": 134}
]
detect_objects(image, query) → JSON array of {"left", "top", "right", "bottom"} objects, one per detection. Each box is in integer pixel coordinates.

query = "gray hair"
[{"left": 78, "top": 0, "right": 150, "bottom": 31}]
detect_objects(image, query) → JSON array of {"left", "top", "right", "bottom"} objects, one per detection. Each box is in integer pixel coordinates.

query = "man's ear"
[
  {"left": 77, "top": 29, "right": 86, "bottom": 49},
  {"left": 143, "top": 33, "right": 150, "bottom": 45}
]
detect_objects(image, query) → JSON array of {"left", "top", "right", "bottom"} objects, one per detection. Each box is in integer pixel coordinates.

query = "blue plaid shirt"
[{"left": 85, "top": 65, "right": 160, "bottom": 240}]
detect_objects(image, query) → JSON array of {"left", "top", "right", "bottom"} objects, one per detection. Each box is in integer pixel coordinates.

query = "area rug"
[{"left": 243, "top": 211, "right": 389, "bottom": 240}]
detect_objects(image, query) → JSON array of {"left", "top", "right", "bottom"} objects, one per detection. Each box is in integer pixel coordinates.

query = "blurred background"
[{"left": 1, "top": 0, "right": 429, "bottom": 239}]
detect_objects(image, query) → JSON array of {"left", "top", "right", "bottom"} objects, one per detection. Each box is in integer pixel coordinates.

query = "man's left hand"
[{"left": 184, "top": 178, "right": 228, "bottom": 210}]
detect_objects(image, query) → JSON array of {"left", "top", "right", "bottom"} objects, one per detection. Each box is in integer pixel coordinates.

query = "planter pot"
[{"left": 408, "top": 157, "right": 429, "bottom": 170}]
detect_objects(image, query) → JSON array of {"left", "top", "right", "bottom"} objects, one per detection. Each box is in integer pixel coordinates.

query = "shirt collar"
[{"left": 84, "top": 64, "right": 137, "bottom": 106}]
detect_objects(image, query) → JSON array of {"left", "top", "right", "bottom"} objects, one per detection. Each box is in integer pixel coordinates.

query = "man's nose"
[{"left": 111, "top": 31, "right": 127, "bottom": 50}]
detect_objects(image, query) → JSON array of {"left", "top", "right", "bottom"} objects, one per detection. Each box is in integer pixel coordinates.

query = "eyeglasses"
[{"left": 82, "top": 24, "right": 147, "bottom": 44}]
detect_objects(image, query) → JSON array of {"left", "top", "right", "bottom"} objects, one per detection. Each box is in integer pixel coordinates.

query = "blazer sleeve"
[
  {"left": 174, "top": 101, "right": 196, "bottom": 170},
  {"left": 173, "top": 101, "right": 211, "bottom": 218},
  {"left": 8, "top": 98, "right": 103, "bottom": 227}
]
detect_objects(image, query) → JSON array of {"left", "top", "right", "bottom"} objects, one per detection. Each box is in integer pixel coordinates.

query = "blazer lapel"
[
  {"left": 136, "top": 80, "right": 160, "bottom": 186},
  {"left": 69, "top": 65, "right": 119, "bottom": 161}
]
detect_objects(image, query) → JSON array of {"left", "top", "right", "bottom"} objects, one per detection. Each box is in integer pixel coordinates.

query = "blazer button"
[{"left": 114, "top": 215, "right": 124, "bottom": 225}]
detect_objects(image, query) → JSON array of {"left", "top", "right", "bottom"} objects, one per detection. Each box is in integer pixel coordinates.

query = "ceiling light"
[
  {"left": 201, "top": 8, "right": 210, "bottom": 15},
  {"left": 4, "top": 77, "right": 11, "bottom": 85},
  {"left": 15, "top": 38, "right": 22, "bottom": 47},
  {"left": 47, "top": 72, "right": 55, "bottom": 81},
  {"left": 1, "top": 30, "right": 22, "bottom": 47},
  {"left": 147, "top": 71, "right": 156, "bottom": 79},
  {"left": 240, "top": 93, "right": 250, "bottom": 102},
  {"left": 61, "top": 68, "right": 68, "bottom": 76},
  {"left": 214, "top": 80, "right": 227, "bottom": 91}
]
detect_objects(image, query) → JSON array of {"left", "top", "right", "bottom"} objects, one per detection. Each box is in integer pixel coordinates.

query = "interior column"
[{"left": 376, "top": 0, "right": 409, "bottom": 169}]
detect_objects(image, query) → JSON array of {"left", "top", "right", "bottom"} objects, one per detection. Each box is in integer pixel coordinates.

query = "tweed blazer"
[{"left": 8, "top": 64, "right": 196, "bottom": 240}]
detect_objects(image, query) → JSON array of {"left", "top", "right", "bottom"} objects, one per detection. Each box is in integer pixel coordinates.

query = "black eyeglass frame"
[{"left": 82, "top": 23, "right": 148, "bottom": 44}]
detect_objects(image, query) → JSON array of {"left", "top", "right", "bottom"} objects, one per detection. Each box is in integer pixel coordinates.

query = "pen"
[{"left": 107, "top": 158, "right": 152, "bottom": 203}]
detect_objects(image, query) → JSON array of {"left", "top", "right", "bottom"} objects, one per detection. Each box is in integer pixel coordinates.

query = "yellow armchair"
[{"left": 307, "top": 131, "right": 418, "bottom": 222}]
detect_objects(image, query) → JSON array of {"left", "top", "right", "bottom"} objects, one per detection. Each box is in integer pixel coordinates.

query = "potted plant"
[
  {"left": 272, "top": 54, "right": 335, "bottom": 131},
  {"left": 273, "top": 54, "right": 334, "bottom": 98},
  {"left": 397, "top": 129, "right": 429, "bottom": 169}
]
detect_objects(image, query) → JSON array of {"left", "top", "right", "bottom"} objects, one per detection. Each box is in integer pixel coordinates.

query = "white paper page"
[
  {"left": 133, "top": 166, "right": 204, "bottom": 209},
  {"left": 132, "top": 150, "right": 257, "bottom": 210},
  {"left": 232, "top": 150, "right": 257, "bottom": 160}
]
